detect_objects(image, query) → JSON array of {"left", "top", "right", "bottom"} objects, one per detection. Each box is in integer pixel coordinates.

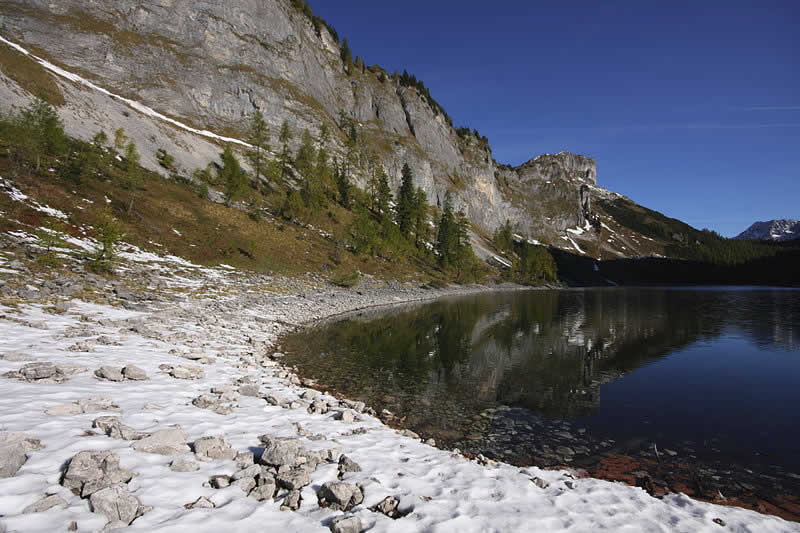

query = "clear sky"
[{"left": 311, "top": 1, "right": 798, "bottom": 237}]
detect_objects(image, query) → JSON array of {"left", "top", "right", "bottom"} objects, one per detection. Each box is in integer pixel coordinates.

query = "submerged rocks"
[
  {"left": 0, "top": 432, "right": 43, "bottom": 478},
  {"left": 122, "top": 364, "right": 148, "bottom": 381},
  {"left": 94, "top": 366, "right": 124, "bottom": 382},
  {"left": 317, "top": 481, "right": 364, "bottom": 511},
  {"left": 131, "top": 428, "right": 190, "bottom": 455},
  {"left": 61, "top": 451, "right": 136, "bottom": 497}
]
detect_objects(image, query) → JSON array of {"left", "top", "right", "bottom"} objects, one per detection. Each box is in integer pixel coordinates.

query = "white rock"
[
  {"left": 131, "top": 428, "right": 189, "bottom": 455},
  {"left": 0, "top": 432, "right": 43, "bottom": 478}
]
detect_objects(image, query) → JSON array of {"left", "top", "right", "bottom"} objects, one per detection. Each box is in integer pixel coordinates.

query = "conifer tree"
[
  {"left": 247, "top": 109, "right": 270, "bottom": 188},
  {"left": 376, "top": 167, "right": 392, "bottom": 224},
  {"left": 123, "top": 142, "right": 142, "bottom": 213},
  {"left": 278, "top": 120, "right": 293, "bottom": 180},
  {"left": 340, "top": 38, "right": 353, "bottom": 68},
  {"left": 335, "top": 159, "right": 351, "bottom": 209},
  {"left": 412, "top": 187, "right": 429, "bottom": 248},
  {"left": 219, "top": 144, "right": 248, "bottom": 206},
  {"left": 436, "top": 192, "right": 456, "bottom": 265},
  {"left": 395, "top": 163, "right": 415, "bottom": 236}
]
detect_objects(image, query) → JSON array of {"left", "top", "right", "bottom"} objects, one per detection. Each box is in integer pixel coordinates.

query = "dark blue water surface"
[{"left": 282, "top": 288, "right": 800, "bottom": 478}]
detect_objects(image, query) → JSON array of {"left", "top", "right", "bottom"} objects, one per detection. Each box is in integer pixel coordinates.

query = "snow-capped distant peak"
[{"left": 735, "top": 219, "right": 800, "bottom": 242}]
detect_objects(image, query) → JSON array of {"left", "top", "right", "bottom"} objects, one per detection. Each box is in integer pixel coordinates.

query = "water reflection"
[{"left": 282, "top": 288, "right": 800, "bottom": 471}]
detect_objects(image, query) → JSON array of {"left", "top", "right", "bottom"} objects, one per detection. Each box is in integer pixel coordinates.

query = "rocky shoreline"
[{"left": 0, "top": 238, "right": 797, "bottom": 531}]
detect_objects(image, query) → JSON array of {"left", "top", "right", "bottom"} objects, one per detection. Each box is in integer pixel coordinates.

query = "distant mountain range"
[{"left": 735, "top": 220, "right": 800, "bottom": 241}]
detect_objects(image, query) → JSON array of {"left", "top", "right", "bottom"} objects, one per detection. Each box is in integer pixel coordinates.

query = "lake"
[{"left": 281, "top": 287, "right": 800, "bottom": 508}]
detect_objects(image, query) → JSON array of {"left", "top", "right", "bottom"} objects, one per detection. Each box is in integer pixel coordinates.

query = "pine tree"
[
  {"left": 219, "top": 144, "right": 248, "bottom": 206},
  {"left": 412, "top": 187, "right": 429, "bottom": 248},
  {"left": 278, "top": 120, "right": 293, "bottom": 180},
  {"left": 376, "top": 167, "right": 392, "bottom": 225},
  {"left": 114, "top": 128, "right": 128, "bottom": 151},
  {"left": 395, "top": 163, "right": 415, "bottom": 236},
  {"left": 247, "top": 109, "right": 270, "bottom": 188},
  {"left": 123, "top": 142, "right": 142, "bottom": 213},
  {"left": 340, "top": 38, "right": 353, "bottom": 68},
  {"left": 436, "top": 192, "right": 456, "bottom": 265},
  {"left": 335, "top": 160, "right": 351, "bottom": 209},
  {"left": 494, "top": 219, "right": 514, "bottom": 251}
]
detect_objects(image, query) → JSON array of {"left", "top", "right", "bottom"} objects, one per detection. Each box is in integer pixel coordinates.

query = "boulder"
[
  {"left": 258, "top": 436, "right": 301, "bottom": 467},
  {"left": 232, "top": 477, "right": 256, "bottom": 493},
  {"left": 232, "top": 464, "right": 261, "bottom": 481},
  {"left": 78, "top": 396, "right": 119, "bottom": 413},
  {"left": 0, "top": 432, "right": 43, "bottom": 478},
  {"left": 249, "top": 476, "right": 276, "bottom": 501},
  {"left": 193, "top": 436, "right": 236, "bottom": 461},
  {"left": 22, "top": 494, "right": 68, "bottom": 514},
  {"left": 276, "top": 467, "right": 312, "bottom": 491},
  {"left": 336, "top": 410, "right": 355, "bottom": 424},
  {"left": 131, "top": 428, "right": 189, "bottom": 455},
  {"left": 209, "top": 475, "right": 230, "bottom": 489},
  {"left": 89, "top": 484, "right": 147, "bottom": 525},
  {"left": 122, "top": 365, "right": 148, "bottom": 381},
  {"left": 280, "top": 490, "right": 301, "bottom": 511},
  {"left": 330, "top": 515, "right": 363, "bottom": 533},
  {"left": 338, "top": 455, "right": 361, "bottom": 476},
  {"left": 317, "top": 481, "right": 364, "bottom": 511},
  {"left": 61, "top": 451, "right": 135, "bottom": 497},
  {"left": 94, "top": 366, "right": 124, "bottom": 382}
]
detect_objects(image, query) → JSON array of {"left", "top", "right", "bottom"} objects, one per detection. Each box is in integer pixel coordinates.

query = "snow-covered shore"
[{"left": 0, "top": 249, "right": 798, "bottom": 533}]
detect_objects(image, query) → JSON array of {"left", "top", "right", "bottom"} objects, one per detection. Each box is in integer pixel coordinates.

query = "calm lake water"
[{"left": 282, "top": 287, "right": 800, "bottom": 482}]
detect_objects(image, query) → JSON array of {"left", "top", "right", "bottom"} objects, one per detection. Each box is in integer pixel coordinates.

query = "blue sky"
[{"left": 311, "top": 1, "right": 798, "bottom": 237}]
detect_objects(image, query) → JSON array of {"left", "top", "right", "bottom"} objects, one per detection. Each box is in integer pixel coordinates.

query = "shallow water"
[{"left": 282, "top": 287, "right": 800, "bottom": 482}]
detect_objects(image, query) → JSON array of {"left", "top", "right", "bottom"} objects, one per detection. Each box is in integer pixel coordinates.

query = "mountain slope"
[
  {"left": 0, "top": 0, "right": 710, "bottom": 262},
  {"left": 735, "top": 220, "right": 800, "bottom": 242}
]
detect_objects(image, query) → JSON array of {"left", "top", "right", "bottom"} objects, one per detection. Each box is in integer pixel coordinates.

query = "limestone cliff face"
[{"left": 0, "top": 0, "right": 633, "bottom": 256}]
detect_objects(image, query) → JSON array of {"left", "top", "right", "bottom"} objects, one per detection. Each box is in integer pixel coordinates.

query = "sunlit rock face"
[{"left": 0, "top": 0, "right": 619, "bottom": 252}]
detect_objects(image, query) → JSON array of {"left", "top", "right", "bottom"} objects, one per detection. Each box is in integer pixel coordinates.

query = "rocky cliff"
[{"left": 0, "top": 0, "right": 675, "bottom": 260}]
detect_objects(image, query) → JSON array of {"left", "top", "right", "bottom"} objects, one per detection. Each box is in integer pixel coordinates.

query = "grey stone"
[
  {"left": 77, "top": 396, "right": 119, "bottom": 413},
  {"left": 259, "top": 436, "right": 301, "bottom": 467},
  {"left": 94, "top": 366, "right": 124, "bottom": 382},
  {"left": 122, "top": 365, "right": 148, "bottom": 381},
  {"left": 193, "top": 436, "right": 236, "bottom": 461},
  {"left": 338, "top": 455, "right": 361, "bottom": 476},
  {"left": 93, "top": 417, "right": 145, "bottom": 440},
  {"left": 235, "top": 451, "right": 255, "bottom": 468},
  {"left": 249, "top": 478, "right": 276, "bottom": 501},
  {"left": 232, "top": 477, "right": 256, "bottom": 493},
  {"left": 185, "top": 496, "right": 215, "bottom": 509},
  {"left": 232, "top": 464, "right": 261, "bottom": 481},
  {"left": 89, "top": 484, "right": 145, "bottom": 525},
  {"left": 372, "top": 496, "right": 400, "bottom": 518},
  {"left": 317, "top": 481, "right": 364, "bottom": 511},
  {"left": 169, "top": 365, "right": 204, "bottom": 380},
  {"left": 336, "top": 410, "right": 355, "bottom": 424},
  {"left": 280, "top": 490, "right": 301, "bottom": 511},
  {"left": 265, "top": 393, "right": 289, "bottom": 407},
  {"left": 61, "top": 451, "right": 135, "bottom": 497},
  {"left": 131, "top": 428, "right": 190, "bottom": 455},
  {"left": 276, "top": 467, "right": 312, "bottom": 491},
  {"left": 0, "top": 432, "right": 43, "bottom": 478},
  {"left": 400, "top": 429, "right": 419, "bottom": 439},
  {"left": 45, "top": 403, "right": 84, "bottom": 416},
  {"left": 210, "top": 475, "right": 230, "bottom": 489},
  {"left": 531, "top": 476, "right": 550, "bottom": 489},
  {"left": 19, "top": 362, "right": 61, "bottom": 381},
  {"left": 169, "top": 458, "right": 199, "bottom": 472},
  {"left": 238, "top": 384, "right": 259, "bottom": 397},
  {"left": 330, "top": 515, "right": 363, "bottom": 533},
  {"left": 23, "top": 494, "right": 68, "bottom": 514}
]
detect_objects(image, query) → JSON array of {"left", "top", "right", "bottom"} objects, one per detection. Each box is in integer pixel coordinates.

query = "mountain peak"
[{"left": 735, "top": 219, "right": 800, "bottom": 241}]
